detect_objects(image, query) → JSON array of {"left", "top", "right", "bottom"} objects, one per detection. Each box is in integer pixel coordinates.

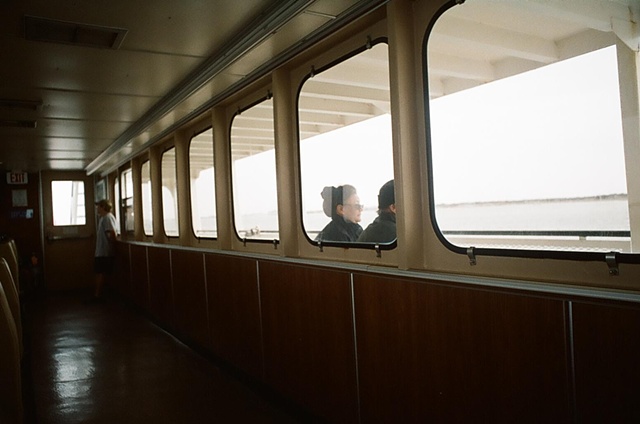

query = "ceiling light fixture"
[
  {"left": 0, "top": 99, "right": 43, "bottom": 110},
  {"left": 0, "top": 119, "right": 38, "bottom": 129}
]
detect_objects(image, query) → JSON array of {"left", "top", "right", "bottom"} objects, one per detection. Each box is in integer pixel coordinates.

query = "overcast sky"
[{"left": 430, "top": 45, "right": 626, "bottom": 205}]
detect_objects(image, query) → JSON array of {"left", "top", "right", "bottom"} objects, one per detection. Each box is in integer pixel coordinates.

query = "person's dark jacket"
[
  {"left": 356, "top": 211, "right": 396, "bottom": 243},
  {"left": 316, "top": 217, "right": 363, "bottom": 242}
]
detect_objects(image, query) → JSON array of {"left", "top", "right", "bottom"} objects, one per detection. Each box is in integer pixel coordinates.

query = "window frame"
[
  {"left": 120, "top": 166, "right": 134, "bottom": 235},
  {"left": 51, "top": 179, "right": 87, "bottom": 227},
  {"left": 296, "top": 37, "right": 397, "bottom": 252},
  {"left": 113, "top": 175, "right": 121, "bottom": 235},
  {"left": 140, "top": 158, "right": 153, "bottom": 237},
  {"left": 160, "top": 145, "right": 179, "bottom": 238},
  {"left": 228, "top": 94, "right": 280, "bottom": 246},
  {"left": 188, "top": 126, "right": 217, "bottom": 240},
  {"left": 421, "top": 1, "right": 640, "bottom": 266}
]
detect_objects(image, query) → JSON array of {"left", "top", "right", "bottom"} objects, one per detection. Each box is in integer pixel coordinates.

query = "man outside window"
[{"left": 357, "top": 180, "right": 396, "bottom": 243}]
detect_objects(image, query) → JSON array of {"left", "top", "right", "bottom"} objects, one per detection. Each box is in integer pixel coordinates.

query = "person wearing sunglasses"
[{"left": 315, "top": 184, "right": 363, "bottom": 242}]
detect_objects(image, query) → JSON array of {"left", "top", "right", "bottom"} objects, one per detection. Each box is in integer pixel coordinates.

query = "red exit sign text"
[{"left": 6, "top": 171, "right": 28, "bottom": 184}]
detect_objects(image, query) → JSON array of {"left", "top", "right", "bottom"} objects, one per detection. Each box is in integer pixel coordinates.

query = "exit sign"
[{"left": 6, "top": 171, "right": 28, "bottom": 184}]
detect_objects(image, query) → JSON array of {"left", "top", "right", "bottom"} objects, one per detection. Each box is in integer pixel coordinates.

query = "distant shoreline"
[{"left": 436, "top": 193, "right": 628, "bottom": 208}]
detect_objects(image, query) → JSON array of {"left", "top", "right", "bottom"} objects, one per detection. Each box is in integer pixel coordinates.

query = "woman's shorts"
[{"left": 94, "top": 256, "right": 115, "bottom": 275}]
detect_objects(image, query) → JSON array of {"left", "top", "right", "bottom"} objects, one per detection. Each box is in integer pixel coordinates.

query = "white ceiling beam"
[
  {"left": 233, "top": 108, "right": 273, "bottom": 121},
  {"left": 427, "top": 77, "right": 444, "bottom": 98},
  {"left": 492, "top": 57, "right": 545, "bottom": 81},
  {"left": 231, "top": 121, "right": 275, "bottom": 132},
  {"left": 298, "top": 111, "right": 348, "bottom": 127},
  {"left": 556, "top": 28, "right": 616, "bottom": 59},
  {"left": 298, "top": 97, "right": 380, "bottom": 117},
  {"left": 230, "top": 129, "right": 274, "bottom": 139},
  {"left": 428, "top": 51, "right": 494, "bottom": 81},
  {"left": 300, "top": 80, "right": 389, "bottom": 104},
  {"left": 612, "top": 17, "right": 640, "bottom": 52},
  {"left": 506, "top": 0, "right": 637, "bottom": 51},
  {"left": 188, "top": 147, "right": 213, "bottom": 156},
  {"left": 231, "top": 146, "right": 272, "bottom": 160},
  {"left": 521, "top": 0, "right": 631, "bottom": 33},
  {"left": 230, "top": 140, "right": 274, "bottom": 147},
  {"left": 432, "top": 16, "right": 559, "bottom": 63},
  {"left": 441, "top": 77, "right": 483, "bottom": 97},
  {"left": 313, "top": 63, "right": 389, "bottom": 89}
]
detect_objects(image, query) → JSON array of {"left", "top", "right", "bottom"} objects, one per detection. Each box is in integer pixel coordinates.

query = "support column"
[
  {"left": 387, "top": 0, "right": 425, "bottom": 269},
  {"left": 212, "top": 107, "right": 233, "bottom": 250},
  {"left": 150, "top": 146, "right": 165, "bottom": 244},
  {"left": 616, "top": 38, "right": 640, "bottom": 251},
  {"left": 131, "top": 157, "right": 143, "bottom": 241},
  {"left": 174, "top": 130, "right": 191, "bottom": 244},
  {"left": 273, "top": 68, "right": 300, "bottom": 257}
]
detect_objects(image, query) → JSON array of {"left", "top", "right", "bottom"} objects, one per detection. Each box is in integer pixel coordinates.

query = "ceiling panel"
[
  {"left": 0, "top": 0, "right": 284, "bottom": 173},
  {"left": 0, "top": 41, "right": 202, "bottom": 96}
]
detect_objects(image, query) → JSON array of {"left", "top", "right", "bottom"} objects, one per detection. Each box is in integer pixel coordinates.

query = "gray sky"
[{"left": 430, "top": 45, "right": 626, "bottom": 205}]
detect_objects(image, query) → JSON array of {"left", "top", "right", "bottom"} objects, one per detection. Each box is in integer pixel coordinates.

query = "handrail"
[
  {"left": 442, "top": 230, "right": 630, "bottom": 238},
  {"left": 46, "top": 234, "right": 93, "bottom": 243}
]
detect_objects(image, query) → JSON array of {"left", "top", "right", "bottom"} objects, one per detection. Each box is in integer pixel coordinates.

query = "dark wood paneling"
[
  {"left": 205, "top": 254, "right": 261, "bottom": 377},
  {"left": 354, "top": 273, "right": 570, "bottom": 423},
  {"left": 573, "top": 302, "right": 640, "bottom": 423},
  {"left": 0, "top": 172, "right": 41, "bottom": 273},
  {"left": 112, "top": 242, "right": 131, "bottom": 298},
  {"left": 147, "top": 247, "right": 173, "bottom": 328},
  {"left": 171, "top": 250, "right": 209, "bottom": 349},
  {"left": 129, "top": 244, "right": 149, "bottom": 311},
  {"left": 259, "top": 261, "right": 358, "bottom": 423}
]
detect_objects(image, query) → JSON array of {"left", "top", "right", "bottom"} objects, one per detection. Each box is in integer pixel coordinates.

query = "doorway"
[{"left": 40, "top": 171, "right": 96, "bottom": 291}]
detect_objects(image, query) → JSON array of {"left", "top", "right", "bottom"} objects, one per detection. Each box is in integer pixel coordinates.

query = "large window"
[
  {"left": 141, "top": 160, "right": 153, "bottom": 236},
  {"left": 114, "top": 176, "right": 121, "bottom": 232},
  {"left": 189, "top": 128, "right": 216, "bottom": 238},
  {"left": 230, "top": 97, "right": 278, "bottom": 241},
  {"left": 299, "top": 42, "right": 394, "bottom": 246},
  {"left": 51, "top": 180, "right": 86, "bottom": 226},
  {"left": 161, "top": 147, "right": 179, "bottom": 237},
  {"left": 121, "top": 168, "right": 134, "bottom": 233},
  {"left": 426, "top": 0, "right": 635, "bottom": 254}
]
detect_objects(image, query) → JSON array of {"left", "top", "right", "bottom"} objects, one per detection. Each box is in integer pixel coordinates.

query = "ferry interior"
[{"left": 1, "top": 0, "right": 640, "bottom": 422}]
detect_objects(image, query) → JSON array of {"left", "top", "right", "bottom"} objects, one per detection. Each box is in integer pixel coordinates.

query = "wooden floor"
[{"left": 22, "top": 291, "right": 307, "bottom": 423}]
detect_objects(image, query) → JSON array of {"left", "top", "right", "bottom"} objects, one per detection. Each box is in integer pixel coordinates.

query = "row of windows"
[
  {"left": 111, "top": 42, "right": 396, "bottom": 249},
  {"left": 97, "top": 0, "right": 636, "bottom": 258}
]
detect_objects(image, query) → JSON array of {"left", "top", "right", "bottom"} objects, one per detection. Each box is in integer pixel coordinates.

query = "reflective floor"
[{"left": 23, "top": 291, "right": 304, "bottom": 424}]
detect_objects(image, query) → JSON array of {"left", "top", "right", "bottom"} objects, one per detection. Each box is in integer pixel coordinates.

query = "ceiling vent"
[
  {"left": 24, "top": 15, "right": 127, "bottom": 49},
  {"left": 0, "top": 119, "right": 37, "bottom": 129}
]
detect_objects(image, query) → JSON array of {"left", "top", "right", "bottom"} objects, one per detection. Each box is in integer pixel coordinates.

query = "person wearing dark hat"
[
  {"left": 90, "top": 199, "right": 118, "bottom": 302},
  {"left": 357, "top": 180, "right": 396, "bottom": 243},
  {"left": 315, "top": 184, "right": 364, "bottom": 242}
]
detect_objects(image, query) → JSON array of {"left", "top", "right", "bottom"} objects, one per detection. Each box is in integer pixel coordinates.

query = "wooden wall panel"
[
  {"left": 147, "top": 247, "right": 173, "bottom": 328},
  {"left": 0, "top": 172, "right": 41, "bottom": 272},
  {"left": 171, "top": 250, "right": 209, "bottom": 349},
  {"left": 120, "top": 242, "right": 640, "bottom": 423},
  {"left": 259, "top": 261, "right": 358, "bottom": 423},
  {"left": 354, "top": 273, "right": 570, "bottom": 423},
  {"left": 573, "top": 302, "right": 640, "bottom": 423},
  {"left": 129, "top": 244, "right": 149, "bottom": 311},
  {"left": 205, "top": 254, "right": 261, "bottom": 378},
  {"left": 112, "top": 242, "right": 130, "bottom": 297}
]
